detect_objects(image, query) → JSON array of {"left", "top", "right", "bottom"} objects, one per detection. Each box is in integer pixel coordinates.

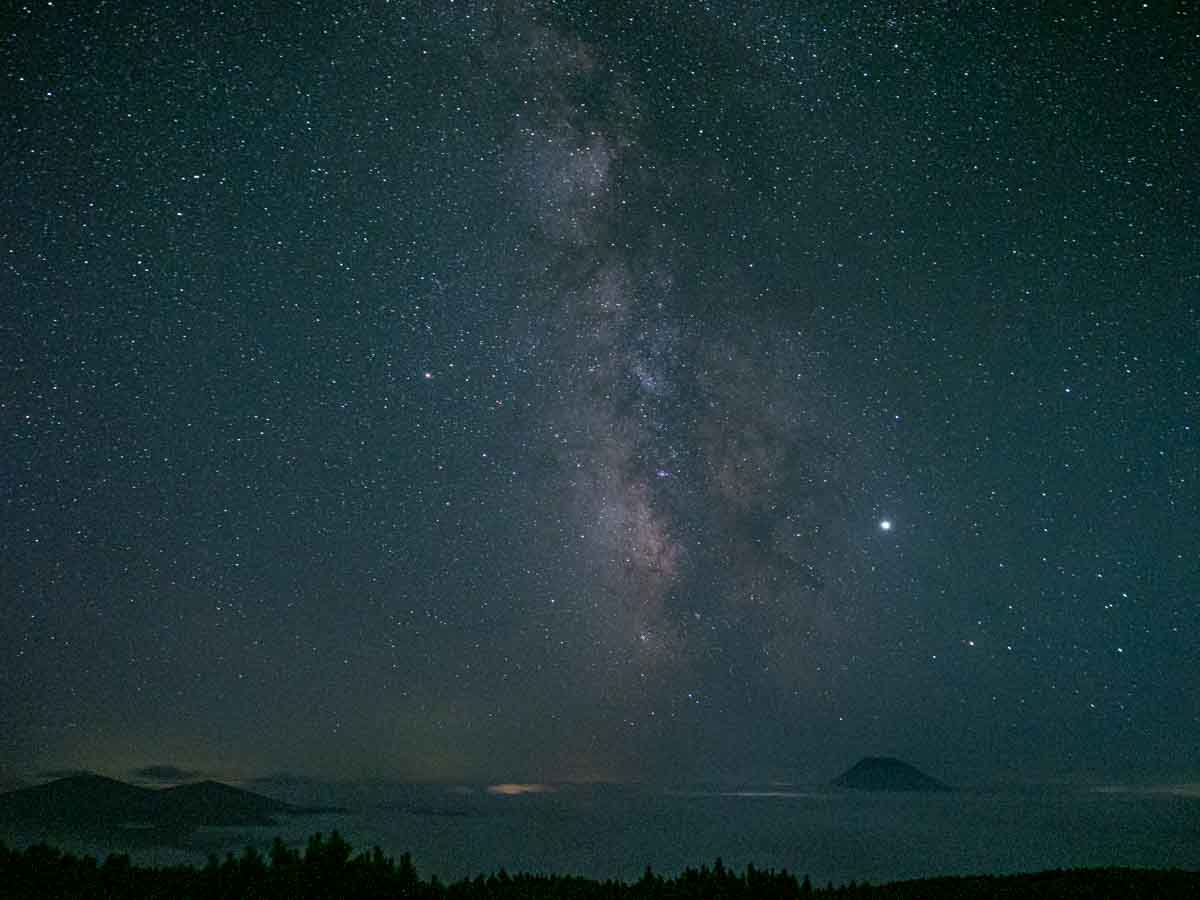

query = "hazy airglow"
[{"left": 486, "top": 783, "right": 555, "bottom": 796}]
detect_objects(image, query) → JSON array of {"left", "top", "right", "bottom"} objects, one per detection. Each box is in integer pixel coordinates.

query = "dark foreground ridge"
[
  {"left": 832, "top": 758, "right": 951, "bottom": 792},
  {"left": 0, "top": 773, "right": 344, "bottom": 841},
  {"left": 2, "top": 833, "right": 1198, "bottom": 900}
]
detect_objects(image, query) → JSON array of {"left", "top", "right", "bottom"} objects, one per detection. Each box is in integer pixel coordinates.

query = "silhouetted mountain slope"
[
  {"left": 0, "top": 774, "right": 159, "bottom": 829},
  {"left": 0, "top": 773, "right": 342, "bottom": 837},
  {"left": 155, "top": 780, "right": 293, "bottom": 827},
  {"left": 832, "top": 757, "right": 951, "bottom": 792}
]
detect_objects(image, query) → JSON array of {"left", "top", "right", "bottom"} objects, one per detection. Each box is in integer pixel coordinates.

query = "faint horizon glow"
[{"left": 486, "top": 783, "right": 555, "bottom": 796}]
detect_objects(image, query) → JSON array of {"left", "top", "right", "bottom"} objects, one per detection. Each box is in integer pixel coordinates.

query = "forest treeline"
[{"left": 1, "top": 831, "right": 1198, "bottom": 900}]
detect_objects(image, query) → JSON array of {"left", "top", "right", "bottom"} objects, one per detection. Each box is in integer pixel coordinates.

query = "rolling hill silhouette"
[
  {"left": 832, "top": 757, "right": 951, "bottom": 792},
  {"left": 0, "top": 772, "right": 343, "bottom": 840}
]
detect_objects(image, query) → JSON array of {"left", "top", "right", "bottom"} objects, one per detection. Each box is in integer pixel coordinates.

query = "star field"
[{"left": 2, "top": 2, "right": 1197, "bottom": 787}]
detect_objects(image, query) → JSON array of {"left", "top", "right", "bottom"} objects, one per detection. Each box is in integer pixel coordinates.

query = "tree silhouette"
[{"left": 2, "top": 834, "right": 1200, "bottom": 899}]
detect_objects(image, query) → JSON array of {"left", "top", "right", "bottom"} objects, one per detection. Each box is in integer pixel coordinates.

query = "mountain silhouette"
[
  {"left": 0, "top": 774, "right": 159, "bottom": 831},
  {"left": 832, "top": 757, "right": 951, "bottom": 792},
  {"left": 154, "top": 780, "right": 297, "bottom": 826},
  {"left": 0, "top": 772, "right": 343, "bottom": 840}
]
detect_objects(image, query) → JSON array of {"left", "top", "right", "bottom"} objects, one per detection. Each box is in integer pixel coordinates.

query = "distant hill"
[
  {"left": 0, "top": 774, "right": 161, "bottom": 832},
  {"left": 832, "top": 757, "right": 951, "bottom": 792},
  {"left": 0, "top": 773, "right": 344, "bottom": 840},
  {"left": 154, "top": 780, "right": 297, "bottom": 827}
]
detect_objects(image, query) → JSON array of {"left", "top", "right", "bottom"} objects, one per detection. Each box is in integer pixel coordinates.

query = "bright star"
[{"left": 879, "top": 519, "right": 893, "bottom": 531}]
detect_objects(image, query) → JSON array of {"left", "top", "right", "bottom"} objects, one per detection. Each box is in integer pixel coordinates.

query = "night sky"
[{"left": 3, "top": 2, "right": 1196, "bottom": 789}]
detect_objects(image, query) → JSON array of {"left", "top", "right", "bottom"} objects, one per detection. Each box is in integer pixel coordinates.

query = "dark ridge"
[
  {"left": 0, "top": 773, "right": 346, "bottom": 839},
  {"left": 155, "top": 780, "right": 294, "bottom": 827},
  {"left": 832, "top": 757, "right": 952, "bottom": 792},
  {"left": 0, "top": 774, "right": 160, "bottom": 830}
]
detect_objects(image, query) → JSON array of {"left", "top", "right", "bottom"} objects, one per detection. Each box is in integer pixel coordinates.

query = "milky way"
[{"left": 478, "top": 5, "right": 883, "bottom": 774}]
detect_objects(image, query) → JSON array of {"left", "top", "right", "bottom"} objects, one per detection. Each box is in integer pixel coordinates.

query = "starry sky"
[{"left": 2, "top": 2, "right": 1197, "bottom": 789}]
